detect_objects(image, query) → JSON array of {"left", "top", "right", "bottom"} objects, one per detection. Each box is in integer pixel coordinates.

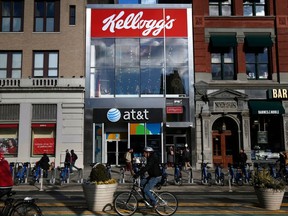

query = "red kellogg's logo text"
[
  {"left": 102, "top": 11, "right": 175, "bottom": 36},
  {"left": 91, "top": 9, "right": 188, "bottom": 38}
]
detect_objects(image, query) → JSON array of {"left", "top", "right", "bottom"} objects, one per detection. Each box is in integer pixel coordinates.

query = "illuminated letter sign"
[{"left": 91, "top": 9, "right": 188, "bottom": 38}]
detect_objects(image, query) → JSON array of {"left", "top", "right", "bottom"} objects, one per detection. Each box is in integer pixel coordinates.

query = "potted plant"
[
  {"left": 82, "top": 163, "right": 117, "bottom": 212},
  {"left": 252, "top": 168, "right": 285, "bottom": 210}
]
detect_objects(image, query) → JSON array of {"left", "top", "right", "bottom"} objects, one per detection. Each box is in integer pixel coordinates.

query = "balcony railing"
[{"left": 0, "top": 78, "right": 85, "bottom": 88}]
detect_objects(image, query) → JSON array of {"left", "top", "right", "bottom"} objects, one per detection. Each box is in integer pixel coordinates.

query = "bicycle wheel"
[
  {"left": 9, "top": 202, "right": 42, "bottom": 216},
  {"left": 114, "top": 192, "right": 138, "bottom": 216},
  {"left": 155, "top": 192, "right": 178, "bottom": 216}
]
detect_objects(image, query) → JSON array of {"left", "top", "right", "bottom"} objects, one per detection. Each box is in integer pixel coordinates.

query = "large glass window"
[
  {"left": 211, "top": 48, "right": 235, "bottom": 80},
  {"left": 209, "top": 0, "right": 232, "bottom": 16},
  {"left": 33, "top": 51, "right": 58, "bottom": 77},
  {"left": 90, "top": 37, "right": 189, "bottom": 97},
  {"left": 0, "top": 51, "right": 22, "bottom": 78},
  {"left": 246, "top": 48, "right": 269, "bottom": 80},
  {"left": 34, "top": 0, "right": 60, "bottom": 32},
  {"left": 243, "top": 0, "right": 266, "bottom": 16},
  {"left": 166, "top": 38, "right": 189, "bottom": 96},
  {"left": 1, "top": 0, "right": 23, "bottom": 32}
]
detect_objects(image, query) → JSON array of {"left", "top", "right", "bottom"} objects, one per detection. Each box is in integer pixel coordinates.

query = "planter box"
[
  {"left": 255, "top": 188, "right": 285, "bottom": 210},
  {"left": 82, "top": 183, "right": 118, "bottom": 212}
]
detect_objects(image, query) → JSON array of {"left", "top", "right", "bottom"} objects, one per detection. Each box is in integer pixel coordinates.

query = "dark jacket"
[
  {"left": 39, "top": 154, "right": 50, "bottom": 170},
  {"left": 139, "top": 154, "right": 161, "bottom": 177}
]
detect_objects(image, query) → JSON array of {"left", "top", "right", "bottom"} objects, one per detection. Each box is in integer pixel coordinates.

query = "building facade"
[
  {"left": 0, "top": 0, "right": 85, "bottom": 168},
  {"left": 194, "top": 0, "right": 288, "bottom": 169},
  {"left": 84, "top": 4, "right": 195, "bottom": 165}
]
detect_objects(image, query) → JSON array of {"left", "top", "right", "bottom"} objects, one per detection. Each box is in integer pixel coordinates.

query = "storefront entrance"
[
  {"left": 107, "top": 140, "right": 128, "bottom": 166},
  {"left": 212, "top": 130, "right": 233, "bottom": 168}
]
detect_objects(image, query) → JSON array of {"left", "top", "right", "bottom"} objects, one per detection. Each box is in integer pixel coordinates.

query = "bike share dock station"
[{"left": 9, "top": 162, "right": 84, "bottom": 190}]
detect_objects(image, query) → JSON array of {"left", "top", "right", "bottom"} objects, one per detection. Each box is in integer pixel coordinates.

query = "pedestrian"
[
  {"left": 124, "top": 148, "right": 134, "bottom": 175},
  {"left": 167, "top": 146, "right": 174, "bottom": 167},
  {"left": 238, "top": 149, "right": 247, "bottom": 168},
  {"left": 70, "top": 149, "right": 79, "bottom": 173},
  {"left": 64, "top": 149, "right": 71, "bottom": 165},
  {"left": 278, "top": 151, "right": 286, "bottom": 176},
  {"left": 184, "top": 144, "right": 191, "bottom": 170},
  {"left": 0, "top": 151, "right": 13, "bottom": 198},
  {"left": 39, "top": 153, "right": 50, "bottom": 178}
]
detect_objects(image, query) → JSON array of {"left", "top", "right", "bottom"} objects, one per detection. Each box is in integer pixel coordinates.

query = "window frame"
[
  {"left": 33, "top": 51, "right": 59, "bottom": 78},
  {"left": 245, "top": 47, "right": 270, "bottom": 80},
  {"left": 0, "top": 0, "right": 24, "bottom": 32},
  {"left": 69, "top": 5, "right": 76, "bottom": 26},
  {"left": 243, "top": 0, "right": 266, "bottom": 16},
  {"left": 209, "top": 0, "right": 233, "bottom": 16},
  {"left": 211, "top": 47, "right": 236, "bottom": 80},
  {"left": 34, "top": 0, "right": 60, "bottom": 32},
  {"left": 0, "top": 51, "right": 22, "bottom": 78}
]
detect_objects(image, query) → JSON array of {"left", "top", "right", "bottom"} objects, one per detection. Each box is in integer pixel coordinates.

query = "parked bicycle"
[
  {"left": 14, "top": 162, "right": 29, "bottom": 185},
  {"left": 214, "top": 163, "right": 224, "bottom": 186},
  {"left": 200, "top": 162, "right": 212, "bottom": 185},
  {"left": 31, "top": 163, "right": 41, "bottom": 185},
  {"left": 59, "top": 162, "right": 70, "bottom": 185},
  {"left": 159, "top": 163, "right": 168, "bottom": 186},
  {"left": 242, "top": 163, "right": 252, "bottom": 184},
  {"left": 0, "top": 189, "right": 42, "bottom": 216},
  {"left": 174, "top": 163, "right": 182, "bottom": 185},
  {"left": 228, "top": 163, "right": 243, "bottom": 186},
  {"left": 113, "top": 177, "right": 178, "bottom": 216}
]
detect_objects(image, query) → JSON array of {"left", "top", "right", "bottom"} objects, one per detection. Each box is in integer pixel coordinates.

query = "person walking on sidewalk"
[
  {"left": 0, "top": 151, "right": 13, "bottom": 198},
  {"left": 64, "top": 149, "right": 72, "bottom": 172},
  {"left": 70, "top": 149, "right": 79, "bottom": 174},
  {"left": 124, "top": 148, "right": 134, "bottom": 175}
]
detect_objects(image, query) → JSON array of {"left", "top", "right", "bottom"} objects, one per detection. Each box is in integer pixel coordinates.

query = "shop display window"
[
  {"left": 0, "top": 124, "right": 18, "bottom": 157},
  {"left": 31, "top": 123, "right": 56, "bottom": 156}
]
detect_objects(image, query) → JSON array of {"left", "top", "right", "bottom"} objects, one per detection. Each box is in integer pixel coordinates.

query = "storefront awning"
[
  {"left": 248, "top": 101, "right": 285, "bottom": 115},
  {"left": 245, "top": 35, "right": 273, "bottom": 47},
  {"left": 210, "top": 35, "right": 237, "bottom": 47}
]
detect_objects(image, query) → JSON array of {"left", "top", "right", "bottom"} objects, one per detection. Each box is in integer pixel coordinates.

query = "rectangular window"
[
  {"left": 211, "top": 48, "right": 235, "bottom": 80},
  {"left": 246, "top": 48, "right": 269, "bottom": 80},
  {"left": 34, "top": 0, "right": 60, "bottom": 32},
  {"left": 0, "top": 0, "right": 24, "bottom": 32},
  {"left": 31, "top": 123, "right": 56, "bottom": 156},
  {"left": 0, "top": 51, "right": 22, "bottom": 78},
  {"left": 69, "top": 5, "right": 76, "bottom": 25},
  {"left": 243, "top": 0, "right": 266, "bottom": 16},
  {"left": 209, "top": 0, "right": 232, "bottom": 16},
  {"left": 0, "top": 125, "right": 18, "bottom": 157},
  {"left": 33, "top": 51, "right": 58, "bottom": 77}
]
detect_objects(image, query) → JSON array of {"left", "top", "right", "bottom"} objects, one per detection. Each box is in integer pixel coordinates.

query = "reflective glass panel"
[
  {"left": 93, "top": 39, "right": 115, "bottom": 67},
  {"left": 166, "top": 38, "right": 188, "bottom": 66},
  {"left": 140, "top": 67, "right": 163, "bottom": 95},
  {"left": 0, "top": 54, "right": 7, "bottom": 68},
  {"left": 116, "top": 39, "right": 139, "bottom": 67},
  {"left": 2, "top": 18, "right": 10, "bottom": 32},
  {"left": 12, "top": 53, "right": 21, "bottom": 68},
  {"left": 115, "top": 67, "right": 140, "bottom": 95},
  {"left": 46, "top": 18, "right": 54, "bottom": 32},
  {"left": 13, "top": 18, "right": 21, "bottom": 32},
  {"left": 140, "top": 38, "right": 164, "bottom": 66},
  {"left": 95, "top": 68, "right": 115, "bottom": 96},
  {"left": 166, "top": 67, "right": 188, "bottom": 95}
]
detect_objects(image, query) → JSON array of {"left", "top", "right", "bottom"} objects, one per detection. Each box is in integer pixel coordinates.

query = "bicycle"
[
  {"left": 174, "top": 163, "right": 182, "bottom": 185},
  {"left": 113, "top": 177, "right": 178, "bottom": 216},
  {"left": 228, "top": 163, "right": 243, "bottom": 186},
  {"left": 200, "top": 162, "right": 212, "bottom": 185},
  {"left": 214, "top": 163, "right": 225, "bottom": 186},
  {"left": 14, "top": 162, "right": 29, "bottom": 185},
  {"left": 59, "top": 162, "right": 70, "bottom": 185},
  {"left": 0, "top": 189, "right": 43, "bottom": 216},
  {"left": 242, "top": 163, "right": 252, "bottom": 185}
]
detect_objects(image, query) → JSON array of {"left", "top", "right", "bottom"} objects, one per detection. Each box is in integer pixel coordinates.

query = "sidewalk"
[{"left": 13, "top": 165, "right": 259, "bottom": 193}]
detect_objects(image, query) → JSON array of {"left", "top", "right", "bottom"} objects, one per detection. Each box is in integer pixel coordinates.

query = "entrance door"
[
  {"left": 107, "top": 140, "right": 128, "bottom": 166},
  {"left": 212, "top": 131, "right": 233, "bottom": 168}
]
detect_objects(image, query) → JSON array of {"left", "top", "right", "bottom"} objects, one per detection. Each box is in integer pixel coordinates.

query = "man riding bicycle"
[{"left": 133, "top": 147, "right": 162, "bottom": 208}]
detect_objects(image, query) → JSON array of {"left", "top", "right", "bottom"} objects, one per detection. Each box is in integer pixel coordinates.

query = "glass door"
[{"left": 107, "top": 140, "right": 128, "bottom": 166}]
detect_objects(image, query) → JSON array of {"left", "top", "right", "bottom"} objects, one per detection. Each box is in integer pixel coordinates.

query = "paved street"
[{"left": 3, "top": 166, "right": 288, "bottom": 215}]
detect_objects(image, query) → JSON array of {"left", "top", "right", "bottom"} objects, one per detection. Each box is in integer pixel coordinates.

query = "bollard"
[
  {"left": 119, "top": 167, "right": 125, "bottom": 184},
  {"left": 77, "top": 169, "right": 83, "bottom": 183},
  {"left": 228, "top": 173, "right": 233, "bottom": 192},
  {"left": 187, "top": 167, "right": 194, "bottom": 184},
  {"left": 39, "top": 168, "right": 44, "bottom": 191}
]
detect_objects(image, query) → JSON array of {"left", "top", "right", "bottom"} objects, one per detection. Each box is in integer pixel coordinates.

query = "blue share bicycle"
[{"left": 113, "top": 177, "right": 178, "bottom": 216}]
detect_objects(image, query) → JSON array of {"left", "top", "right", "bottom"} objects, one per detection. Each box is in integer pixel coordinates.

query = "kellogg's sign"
[{"left": 91, "top": 9, "right": 188, "bottom": 38}]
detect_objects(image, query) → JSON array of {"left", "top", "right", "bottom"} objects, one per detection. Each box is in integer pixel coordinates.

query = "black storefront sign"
[{"left": 93, "top": 108, "right": 163, "bottom": 123}]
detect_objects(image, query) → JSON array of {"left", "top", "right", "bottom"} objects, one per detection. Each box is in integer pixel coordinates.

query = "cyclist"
[
  {"left": 0, "top": 151, "right": 13, "bottom": 198},
  {"left": 133, "top": 147, "right": 162, "bottom": 208}
]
